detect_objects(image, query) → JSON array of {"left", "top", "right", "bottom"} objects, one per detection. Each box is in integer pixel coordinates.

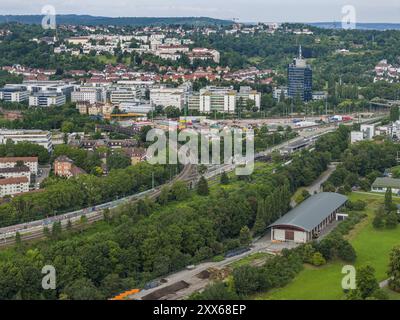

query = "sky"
[{"left": 0, "top": 0, "right": 399, "bottom": 23}]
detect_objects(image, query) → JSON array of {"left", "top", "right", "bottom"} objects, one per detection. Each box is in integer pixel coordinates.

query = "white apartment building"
[
  {"left": 71, "top": 86, "right": 107, "bottom": 104},
  {"left": 188, "top": 48, "right": 220, "bottom": 64},
  {"left": 0, "top": 85, "right": 29, "bottom": 102},
  {"left": 0, "top": 157, "right": 38, "bottom": 175},
  {"left": 110, "top": 87, "right": 141, "bottom": 104},
  {"left": 0, "top": 166, "right": 31, "bottom": 182},
  {"left": 0, "top": 129, "right": 53, "bottom": 152},
  {"left": 360, "top": 124, "right": 375, "bottom": 140},
  {"left": 0, "top": 177, "right": 30, "bottom": 197},
  {"left": 150, "top": 86, "right": 188, "bottom": 110},
  {"left": 29, "top": 92, "right": 66, "bottom": 107},
  {"left": 188, "top": 86, "right": 261, "bottom": 114},
  {"left": 23, "top": 81, "right": 75, "bottom": 100}
]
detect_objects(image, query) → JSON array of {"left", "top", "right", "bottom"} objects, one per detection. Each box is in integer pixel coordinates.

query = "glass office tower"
[{"left": 288, "top": 46, "right": 313, "bottom": 102}]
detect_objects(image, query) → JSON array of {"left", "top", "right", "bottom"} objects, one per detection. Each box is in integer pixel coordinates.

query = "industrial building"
[{"left": 269, "top": 192, "right": 348, "bottom": 243}]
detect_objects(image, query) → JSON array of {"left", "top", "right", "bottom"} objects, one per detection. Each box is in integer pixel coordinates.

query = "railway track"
[{"left": 0, "top": 164, "right": 197, "bottom": 248}]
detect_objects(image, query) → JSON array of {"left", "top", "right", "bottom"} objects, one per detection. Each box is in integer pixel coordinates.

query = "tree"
[
  {"left": 388, "top": 246, "right": 400, "bottom": 292},
  {"left": 15, "top": 231, "right": 22, "bottom": 246},
  {"left": 170, "top": 181, "right": 189, "bottom": 201},
  {"left": 164, "top": 106, "right": 181, "bottom": 118},
  {"left": 252, "top": 200, "right": 266, "bottom": 235},
  {"left": 239, "top": 226, "right": 252, "bottom": 247},
  {"left": 232, "top": 266, "right": 262, "bottom": 296},
  {"left": 220, "top": 172, "right": 229, "bottom": 185},
  {"left": 61, "top": 121, "right": 75, "bottom": 133},
  {"left": 51, "top": 221, "right": 62, "bottom": 240},
  {"left": 386, "top": 212, "right": 398, "bottom": 229},
  {"left": 356, "top": 265, "right": 379, "bottom": 300},
  {"left": 337, "top": 238, "right": 357, "bottom": 262},
  {"left": 158, "top": 186, "right": 170, "bottom": 205},
  {"left": 390, "top": 106, "right": 400, "bottom": 122},
  {"left": 372, "top": 211, "right": 384, "bottom": 229},
  {"left": 62, "top": 278, "right": 104, "bottom": 300},
  {"left": 385, "top": 188, "right": 394, "bottom": 212},
  {"left": 106, "top": 151, "right": 131, "bottom": 171},
  {"left": 197, "top": 176, "right": 209, "bottom": 196},
  {"left": 191, "top": 282, "right": 239, "bottom": 300}
]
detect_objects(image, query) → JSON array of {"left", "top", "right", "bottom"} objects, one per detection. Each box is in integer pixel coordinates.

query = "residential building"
[
  {"left": 188, "top": 48, "right": 220, "bottom": 64},
  {"left": 0, "top": 177, "right": 30, "bottom": 197},
  {"left": 188, "top": 86, "right": 261, "bottom": 113},
  {"left": 0, "top": 166, "right": 31, "bottom": 182},
  {"left": 0, "top": 157, "right": 38, "bottom": 175},
  {"left": 150, "top": 86, "right": 188, "bottom": 110},
  {"left": 371, "top": 177, "right": 400, "bottom": 195},
  {"left": 76, "top": 102, "right": 115, "bottom": 116},
  {"left": 360, "top": 124, "right": 375, "bottom": 140},
  {"left": 288, "top": 46, "right": 313, "bottom": 102},
  {"left": 269, "top": 193, "right": 348, "bottom": 243},
  {"left": 53, "top": 156, "right": 86, "bottom": 178},
  {"left": 29, "top": 91, "right": 66, "bottom": 107},
  {"left": 0, "top": 129, "right": 53, "bottom": 151}
]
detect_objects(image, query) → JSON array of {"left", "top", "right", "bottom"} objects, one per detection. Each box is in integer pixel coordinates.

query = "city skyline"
[{"left": 0, "top": 0, "right": 399, "bottom": 23}]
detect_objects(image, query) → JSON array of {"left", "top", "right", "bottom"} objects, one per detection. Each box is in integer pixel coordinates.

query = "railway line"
[{"left": 0, "top": 164, "right": 197, "bottom": 247}]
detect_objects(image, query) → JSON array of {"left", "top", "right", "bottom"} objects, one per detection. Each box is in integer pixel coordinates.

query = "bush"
[
  {"left": 337, "top": 239, "right": 357, "bottom": 263},
  {"left": 386, "top": 212, "right": 399, "bottom": 229},
  {"left": 311, "top": 252, "right": 326, "bottom": 266},
  {"left": 373, "top": 213, "right": 384, "bottom": 229},
  {"left": 347, "top": 200, "right": 366, "bottom": 211}
]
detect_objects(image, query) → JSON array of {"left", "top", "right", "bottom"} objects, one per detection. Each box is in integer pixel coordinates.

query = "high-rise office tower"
[{"left": 288, "top": 46, "right": 313, "bottom": 102}]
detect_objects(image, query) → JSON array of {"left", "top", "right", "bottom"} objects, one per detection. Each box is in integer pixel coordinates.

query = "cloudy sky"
[{"left": 0, "top": 0, "right": 399, "bottom": 22}]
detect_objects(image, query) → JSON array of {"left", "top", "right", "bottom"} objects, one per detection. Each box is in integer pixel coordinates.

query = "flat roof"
[
  {"left": 372, "top": 177, "right": 400, "bottom": 189},
  {"left": 269, "top": 192, "right": 348, "bottom": 232}
]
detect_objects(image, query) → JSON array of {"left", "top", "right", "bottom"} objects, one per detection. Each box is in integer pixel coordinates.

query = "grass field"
[{"left": 254, "top": 192, "right": 400, "bottom": 300}]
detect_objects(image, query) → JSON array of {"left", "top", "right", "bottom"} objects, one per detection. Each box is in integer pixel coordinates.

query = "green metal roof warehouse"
[{"left": 269, "top": 192, "right": 348, "bottom": 243}]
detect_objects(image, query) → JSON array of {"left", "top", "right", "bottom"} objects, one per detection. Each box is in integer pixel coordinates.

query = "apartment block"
[
  {"left": 0, "top": 166, "right": 31, "bottom": 182},
  {"left": 150, "top": 86, "right": 188, "bottom": 110},
  {"left": 0, "top": 157, "right": 38, "bottom": 175},
  {"left": 188, "top": 86, "right": 261, "bottom": 113},
  {"left": 0, "top": 177, "right": 30, "bottom": 197}
]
